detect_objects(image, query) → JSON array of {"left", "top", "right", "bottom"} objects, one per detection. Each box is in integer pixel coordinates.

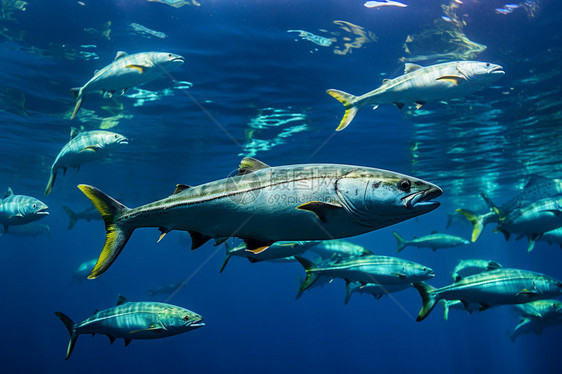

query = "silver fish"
[
  {"left": 79, "top": 157, "right": 441, "bottom": 278},
  {"left": 0, "top": 188, "right": 48, "bottom": 232},
  {"left": 54, "top": 295, "right": 203, "bottom": 359},
  {"left": 510, "top": 300, "right": 562, "bottom": 341},
  {"left": 305, "top": 240, "right": 374, "bottom": 261},
  {"left": 62, "top": 205, "right": 102, "bottom": 229},
  {"left": 451, "top": 259, "right": 503, "bottom": 282},
  {"left": 45, "top": 128, "right": 128, "bottom": 196},
  {"left": 327, "top": 61, "right": 504, "bottom": 130},
  {"left": 413, "top": 268, "right": 562, "bottom": 322},
  {"left": 393, "top": 231, "right": 469, "bottom": 252},
  {"left": 70, "top": 51, "right": 184, "bottom": 119},
  {"left": 296, "top": 254, "right": 434, "bottom": 293},
  {"left": 344, "top": 280, "right": 410, "bottom": 304},
  {"left": 525, "top": 227, "right": 562, "bottom": 252}
]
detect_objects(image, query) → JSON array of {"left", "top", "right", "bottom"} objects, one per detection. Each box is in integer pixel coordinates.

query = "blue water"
[{"left": 1, "top": 0, "right": 562, "bottom": 372}]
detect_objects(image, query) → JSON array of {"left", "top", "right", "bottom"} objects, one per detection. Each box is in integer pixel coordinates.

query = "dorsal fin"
[
  {"left": 4, "top": 187, "right": 13, "bottom": 199},
  {"left": 70, "top": 127, "right": 79, "bottom": 140},
  {"left": 173, "top": 184, "right": 191, "bottom": 194},
  {"left": 116, "top": 295, "right": 128, "bottom": 306},
  {"left": 114, "top": 51, "right": 128, "bottom": 61},
  {"left": 404, "top": 63, "right": 422, "bottom": 74},
  {"left": 238, "top": 157, "right": 270, "bottom": 175}
]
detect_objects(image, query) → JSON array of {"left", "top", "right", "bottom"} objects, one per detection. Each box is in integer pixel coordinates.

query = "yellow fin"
[
  {"left": 125, "top": 64, "right": 148, "bottom": 73},
  {"left": 80, "top": 146, "right": 98, "bottom": 153},
  {"left": 246, "top": 246, "right": 270, "bottom": 254},
  {"left": 436, "top": 75, "right": 465, "bottom": 85}
]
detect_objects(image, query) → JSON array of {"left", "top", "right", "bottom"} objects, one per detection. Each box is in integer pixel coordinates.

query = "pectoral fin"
[
  {"left": 436, "top": 75, "right": 466, "bottom": 85},
  {"left": 130, "top": 325, "right": 165, "bottom": 334},
  {"left": 393, "top": 272, "right": 407, "bottom": 279},
  {"left": 243, "top": 238, "right": 274, "bottom": 254},
  {"left": 126, "top": 64, "right": 149, "bottom": 73},
  {"left": 80, "top": 146, "right": 99, "bottom": 153},
  {"left": 296, "top": 201, "right": 344, "bottom": 223},
  {"left": 517, "top": 288, "right": 538, "bottom": 297}
]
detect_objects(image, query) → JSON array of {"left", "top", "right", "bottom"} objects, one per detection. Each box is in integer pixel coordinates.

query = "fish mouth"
[
  {"left": 118, "top": 138, "right": 129, "bottom": 145},
  {"left": 490, "top": 66, "right": 505, "bottom": 75},
  {"left": 36, "top": 207, "right": 49, "bottom": 216},
  {"left": 189, "top": 321, "right": 205, "bottom": 328},
  {"left": 402, "top": 187, "right": 442, "bottom": 209},
  {"left": 171, "top": 56, "right": 185, "bottom": 63}
]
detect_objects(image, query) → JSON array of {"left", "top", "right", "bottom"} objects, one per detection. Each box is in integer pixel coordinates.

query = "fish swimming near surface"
[
  {"left": 344, "top": 280, "right": 410, "bottom": 305},
  {"left": 457, "top": 175, "right": 562, "bottom": 242},
  {"left": 510, "top": 300, "right": 562, "bottom": 341},
  {"left": 451, "top": 259, "right": 503, "bottom": 282},
  {"left": 296, "top": 254, "right": 434, "bottom": 294},
  {"left": 327, "top": 60, "right": 504, "bottom": 131},
  {"left": 45, "top": 128, "right": 128, "bottom": 196},
  {"left": 0, "top": 188, "right": 48, "bottom": 233},
  {"left": 54, "top": 295, "right": 204, "bottom": 359},
  {"left": 392, "top": 231, "right": 469, "bottom": 252},
  {"left": 78, "top": 157, "right": 442, "bottom": 278},
  {"left": 62, "top": 205, "right": 102, "bottom": 229},
  {"left": 413, "top": 268, "right": 562, "bottom": 322},
  {"left": 70, "top": 51, "right": 184, "bottom": 119}
]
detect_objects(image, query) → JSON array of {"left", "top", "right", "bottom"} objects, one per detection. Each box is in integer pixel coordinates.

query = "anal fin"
[
  {"left": 244, "top": 238, "right": 274, "bottom": 254},
  {"left": 189, "top": 231, "right": 212, "bottom": 250}
]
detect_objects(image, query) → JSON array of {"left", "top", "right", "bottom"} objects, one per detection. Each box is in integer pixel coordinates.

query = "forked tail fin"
[
  {"left": 456, "top": 209, "right": 485, "bottom": 242},
  {"left": 54, "top": 312, "right": 78, "bottom": 360},
  {"left": 61, "top": 206, "right": 78, "bottom": 230},
  {"left": 77, "top": 184, "right": 133, "bottom": 279},
  {"left": 70, "top": 88, "right": 83, "bottom": 120},
  {"left": 295, "top": 256, "right": 320, "bottom": 295},
  {"left": 392, "top": 231, "right": 407, "bottom": 253},
  {"left": 45, "top": 170, "right": 57, "bottom": 196},
  {"left": 412, "top": 282, "right": 439, "bottom": 322},
  {"left": 326, "top": 89, "right": 361, "bottom": 131}
]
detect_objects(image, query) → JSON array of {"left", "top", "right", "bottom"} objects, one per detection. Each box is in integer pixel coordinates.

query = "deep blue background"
[{"left": 1, "top": 0, "right": 561, "bottom": 373}]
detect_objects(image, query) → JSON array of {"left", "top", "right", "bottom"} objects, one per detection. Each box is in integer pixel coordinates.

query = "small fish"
[
  {"left": 71, "top": 259, "right": 97, "bottom": 283},
  {"left": 0, "top": 188, "right": 48, "bottom": 233},
  {"left": 393, "top": 231, "right": 469, "bottom": 252},
  {"left": 413, "top": 269, "right": 562, "bottom": 322},
  {"left": 524, "top": 227, "right": 562, "bottom": 252},
  {"left": 306, "top": 240, "right": 374, "bottom": 261},
  {"left": 61, "top": 205, "right": 102, "bottom": 229},
  {"left": 220, "top": 240, "right": 316, "bottom": 273},
  {"left": 78, "top": 157, "right": 441, "bottom": 279},
  {"left": 54, "top": 295, "right": 204, "bottom": 359},
  {"left": 70, "top": 51, "right": 184, "bottom": 119},
  {"left": 345, "top": 280, "right": 409, "bottom": 304},
  {"left": 45, "top": 128, "right": 128, "bottom": 196},
  {"left": 451, "top": 259, "right": 503, "bottom": 282},
  {"left": 147, "top": 282, "right": 183, "bottom": 298},
  {"left": 295, "top": 254, "right": 434, "bottom": 294},
  {"left": 457, "top": 175, "right": 562, "bottom": 241},
  {"left": 510, "top": 300, "right": 562, "bottom": 341},
  {"left": 364, "top": 1, "right": 408, "bottom": 8},
  {"left": 327, "top": 61, "right": 504, "bottom": 131}
]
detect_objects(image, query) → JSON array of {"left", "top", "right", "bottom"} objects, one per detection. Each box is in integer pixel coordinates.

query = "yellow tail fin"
[
  {"left": 326, "top": 89, "right": 360, "bottom": 131},
  {"left": 77, "top": 184, "right": 133, "bottom": 279}
]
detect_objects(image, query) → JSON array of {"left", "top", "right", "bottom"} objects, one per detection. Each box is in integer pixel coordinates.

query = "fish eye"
[
  {"left": 398, "top": 179, "right": 411, "bottom": 192},
  {"left": 32, "top": 204, "right": 36, "bottom": 208},
  {"left": 423, "top": 267, "right": 427, "bottom": 271},
  {"left": 169, "top": 54, "right": 172, "bottom": 57},
  {"left": 183, "top": 315, "right": 190, "bottom": 321},
  {"left": 486, "top": 63, "right": 490, "bottom": 67}
]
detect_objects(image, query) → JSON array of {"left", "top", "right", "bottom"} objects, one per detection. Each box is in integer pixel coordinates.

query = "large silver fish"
[
  {"left": 413, "top": 268, "right": 562, "bottom": 322},
  {"left": 457, "top": 175, "right": 562, "bottom": 242},
  {"left": 70, "top": 51, "right": 184, "bottom": 119},
  {"left": 0, "top": 188, "right": 48, "bottom": 233},
  {"left": 327, "top": 61, "right": 504, "bottom": 131},
  {"left": 392, "top": 231, "right": 469, "bottom": 252},
  {"left": 510, "top": 300, "right": 562, "bottom": 341},
  {"left": 54, "top": 295, "right": 204, "bottom": 360},
  {"left": 45, "top": 128, "right": 128, "bottom": 196},
  {"left": 296, "top": 254, "right": 435, "bottom": 293},
  {"left": 79, "top": 157, "right": 442, "bottom": 278}
]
